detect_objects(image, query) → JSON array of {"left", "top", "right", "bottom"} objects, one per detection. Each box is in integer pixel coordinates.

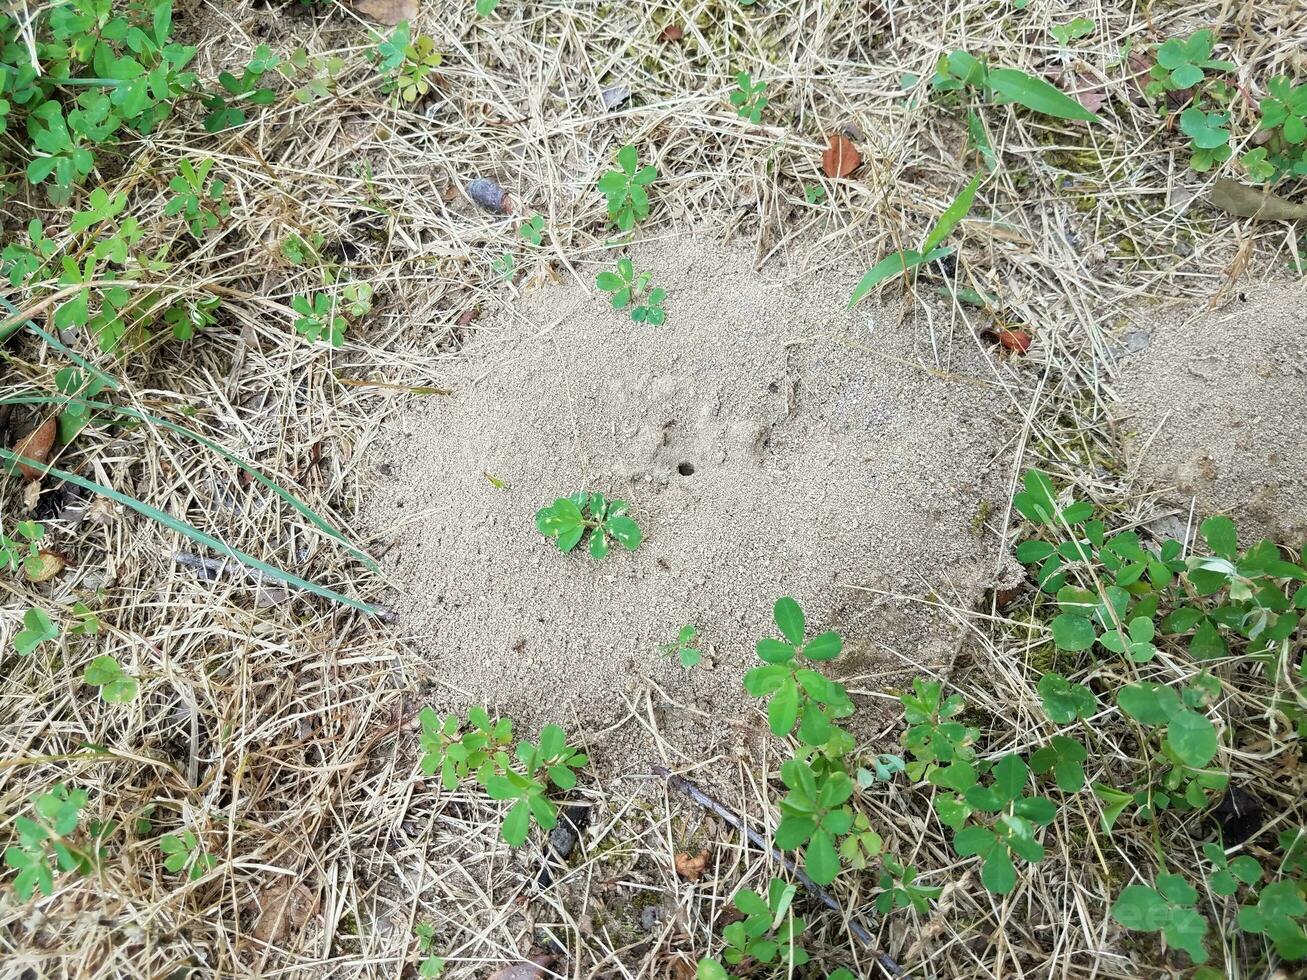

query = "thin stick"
[{"left": 651, "top": 765, "right": 905, "bottom": 978}]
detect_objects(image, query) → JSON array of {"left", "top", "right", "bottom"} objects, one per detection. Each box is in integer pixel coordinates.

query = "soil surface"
[
  {"left": 361, "top": 239, "right": 1018, "bottom": 764},
  {"left": 1117, "top": 281, "right": 1307, "bottom": 549}
]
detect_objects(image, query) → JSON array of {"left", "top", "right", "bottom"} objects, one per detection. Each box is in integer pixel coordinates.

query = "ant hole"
[{"left": 677, "top": 462, "right": 695, "bottom": 476}]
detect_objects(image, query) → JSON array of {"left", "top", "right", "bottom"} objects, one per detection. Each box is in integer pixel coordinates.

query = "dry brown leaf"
[
  {"left": 659, "top": 25, "right": 683, "bottom": 42},
  {"left": 251, "top": 880, "right": 319, "bottom": 947},
  {"left": 674, "top": 848, "right": 710, "bottom": 881},
  {"left": 13, "top": 418, "right": 55, "bottom": 481},
  {"left": 820, "top": 134, "right": 860, "bottom": 178},
  {"left": 1210, "top": 179, "right": 1307, "bottom": 221},
  {"left": 350, "top": 0, "right": 416, "bottom": 26},
  {"left": 28, "top": 550, "right": 67, "bottom": 583},
  {"left": 487, "top": 953, "right": 554, "bottom": 980},
  {"left": 22, "top": 480, "right": 40, "bottom": 512}
]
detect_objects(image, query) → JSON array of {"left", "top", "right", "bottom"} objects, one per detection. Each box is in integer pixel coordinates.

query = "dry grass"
[{"left": 2, "top": 0, "right": 1305, "bottom": 977}]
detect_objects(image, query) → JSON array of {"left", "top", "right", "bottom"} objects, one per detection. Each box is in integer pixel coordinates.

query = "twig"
[{"left": 651, "top": 764, "right": 905, "bottom": 978}]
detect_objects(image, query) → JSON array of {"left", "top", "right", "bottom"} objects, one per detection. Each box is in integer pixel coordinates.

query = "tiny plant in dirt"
[
  {"left": 83, "top": 655, "right": 140, "bottom": 704},
  {"left": 14, "top": 607, "right": 59, "bottom": 656},
  {"left": 1, "top": 520, "right": 46, "bottom": 580},
  {"left": 415, "top": 922, "right": 446, "bottom": 977},
  {"left": 876, "top": 857, "right": 942, "bottom": 914},
  {"left": 1146, "top": 30, "right": 1234, "bottom": 98},
  {"left": 164, "top": 159, "right": 229, "bottom": 237},
  {"left": 535, "top": 491, "right": 642, "bottom": 558},
  {"left": 849, "top": 172, "right": 982, "bottom": 307},
  {"left": 596, "top": 258, "right": 667, "bottom": 324},
  {"left": 384, "top": 33, "right": 442, "bottom": 105},
  {"left": 597, "top": 144, "right": 657, "bottom": 232},
  {"left": 518, "top": 214, "right": 546, "bottom": 246},
  {"left": 729, "top": 72, "right": 768, "bottom": 123},
  {"left": 1179, "top": 107, "right": 1232, "bottom": 172},
  {"left": 1251, "top": 77, "right": 1307, "bottom": 181},
  {"left": 4, "top": 784, "right": 93, "bottom": 900},
  {"left": 720, "top": 878, "right": 809, "bottom": 970},
  {"left": 160, "top": 829, "right": 216, "bottom": 880},
  {"left": 1049, "top": 18, "right": 1094, "bottom": 47},
  {"left": 664, "top": 624, "right": 701, "bottom": 668},
  {"left": 292, "top": 293, "right": 347, "bottom": 347},
  {"left": 418, "top": 707, "right": 587, "bottom": 846},
  {"left": 929, "top": 51, "right": 1100, "bottom": 123}
]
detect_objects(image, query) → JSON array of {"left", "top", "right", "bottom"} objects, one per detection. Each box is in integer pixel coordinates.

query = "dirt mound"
[
  {"left": 1116, "top": 282, "right": 1307, "bottom": 548},
  {"left": 360, "top": 239, "right": 1016, "bottom": 761}
]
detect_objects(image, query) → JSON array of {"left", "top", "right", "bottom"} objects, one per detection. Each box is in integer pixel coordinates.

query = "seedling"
[
  {"left": 743, "top": 597, "right": 852, "bottom": 746},
  {"left": 385, "top": 34, "right": 442, "bottom": 105},
  {"left": 1203, "top": 843, "right": 1261, "bottom": 897},
  {"left": 476, "top": 0, "right": 501, "bottom": 14},
  {"left": 415, "top": 922, "right": 446, "bottom": 977},
  {"left": 417, "top": 707, "right": 587, "bottom": 845},
  {"left": 803, "top": 184, "right": 825, "bottom": 204},
  {"left": 729, "top": 72, "right": 768, "bottom": 123},
  {"left": 83, "top": 655, "right": 140, "bottom": 704},
  {"left": 3, "top": 783, "right": 93, "bottom": 900},
  {"left": 597, "top": 145, "right": 657, "bottom": 232},
  {"left": 875, "top": 858, "right": 942, "bottom": 914},
  {"left": 492, "top": 252, "right": 515, "bottom": 279},
  {"left": 929, "top": 51, "right": 1100, "bottom": 122},
  {"left": 518, "top": 214, "right": 546, "bottom": 246},
  {"left": 203, "top": 44, "right": 280, "bottom": 132},
  {"left": 536, "top": 491, "right": 642, "bottom": 558},
  {"left": 160, "top": 829, "right": 216, "bottom": 880},
  {"left": 1036, "top": 672, "right": 1097, "bottom": 723},
  {"left": 596, "top": 258, "right": 667, "bottom": 324},
  {"left": 292, "top": 293, "right": 347, "bottom": 347},
  {"left": 1146, "top": 30, "right": 1233, "bottom": 97},
  {"left": 163, "top": 295, "right": 221, "bottom": 341},
  {"left": 14, "top": 607, "right": 59, "bottom": 656},
  {"left": 164, "top": 159, "right": 229, "bottom": 236},
  {"left": 1238, "top": 879, "right": 1307, "bottom": 960},
  {"left": 1, "top": 520, "right": 46, "bottom": 580},
  {"left": 944, "top": 755, "right": 1057, "bottom": 894},
  {"left": 721, "top": 878, "right": 809, "bottom": 969},
  {"left": 1252, "top": 76, "right": 1307, "bottom": 182},
  {"left": 1112, "top": 872, "right": 1210, "bottom": 964},
  {"left": 849, "top": 172, "right": 982, "bottom": 307},
  {"left": 856, "top": 753, "right": 906, "bottom": 787},
  {"left": 837, "top": 811, "right": 883, "bottom": 869},
  {"left": 898, "top": 677, "right": 977, "bottom": 779},
  {"left": 1050, "top": 18, "right": 1094, "bottom": 47},
  {"left": 664, "top": 624, "right": 701, "bottom": 668},
  {"left": 1179, "top": 107, "right": 1232, "bottom": 172}
]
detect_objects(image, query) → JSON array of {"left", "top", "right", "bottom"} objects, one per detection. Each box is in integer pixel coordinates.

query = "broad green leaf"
[
  {"left": 989, "top": 67, "right": 1101, "bottom": 122},
  {"left": 1050, "top": 613, "right": 1095, "bottom": 651},
  {"left": 1117, "top": 682, "right": 1180, "bottom": 726},
  {"left": 768, "top": 681, "right": 800, "bottom": 736},
  {"left": 804, "top": 829, "right": 840, "bottom": 885},
  {"left": 500, "top": 799, "right": 531, "bottom": 845},
  {"left": 1111, "top": 885, "right": 1169, "bottom": 929},
  {"left": 1200, "top": 515, "right": 1237, "bottom": 558},
  {"left": 802, "top": 630, "right": 842, "bottom": 661},
  {"left": 773, "top": 596, "right": 805, "bottom": 644},
  {"left": 1166, "top": 709, "right": 1218, "bottom": 767}
]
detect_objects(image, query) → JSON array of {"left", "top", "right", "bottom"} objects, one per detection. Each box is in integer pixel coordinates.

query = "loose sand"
[
  {"left": 361, "top": 239, "right": 1018, "bottom": 763},
  {"left": 1116, "top": 281, "right": 1307, "bottom": 549}
]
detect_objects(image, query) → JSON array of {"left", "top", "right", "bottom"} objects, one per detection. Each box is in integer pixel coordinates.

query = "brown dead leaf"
[
  {"left": 350, "top": 0, "right": 416, "bottom": 25},
  {"left": 487, "top": 953, "right": 554, "bottom": 980},
  {"left": 821, "top": 134, "right": 860, "bottom": 178},
  {"left": 674, "top": 848, "right": 711, "bottom": 881},
  {"left": 28, "top": 550, "right": 67, "bottom": 583},
  {"left": 13, "top": 418, "right": 55, "bottom": 481},
  {"left": 659, "top": 25, "right": 683, "bottom": 42},
  {"left": 996, "top": 329, "right": 1032, "bottom": 354},
  {"left": 1070, "top": 72, "right": 1107, "bottom": 115},
  {"left": 1210, "top": 178, "right": 1307, "bottom": 221},
  {"left": 251, "top": 879, "right": 319, "bottom": 947},
  {"left": 22, "top": 480, "right": 40, "bottom": 512}
]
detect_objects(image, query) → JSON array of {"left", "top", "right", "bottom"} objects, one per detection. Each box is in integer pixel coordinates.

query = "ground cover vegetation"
[{"left": 1, "top": 1, "right": 1303, "bottom": 977}]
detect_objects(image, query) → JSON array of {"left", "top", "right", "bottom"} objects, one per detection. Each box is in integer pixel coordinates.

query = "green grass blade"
[
  {"left": 847, "top": 248, "right": 951, "bottom": 309},
  {"left": 0, "top": 394, "right": 376, "bottom": 571},
  {"left": 0, "top": 447, "right": 383, "bottom": 616},
  {"left": 922, "top": 173, "right": 984, "bottom": 255}
]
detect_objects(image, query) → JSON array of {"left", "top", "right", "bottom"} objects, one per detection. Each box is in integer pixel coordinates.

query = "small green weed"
[
  {"left": 1112, "top": 872, "right": 1210, "bottom": 964},
  {"left": 1, "top": 520, "right": 46, "bottom": 579},
  {"left": 3, "top": 784, "right": 93, "bottom": 900},
  {"left": 518, "top": 214, "right": 546, "bottom": 246},
  {"left": 875, "top": 858, "right": 941, "bottom": 914},
  {"left": 597, "top": 145, "right": 657, "bottom": 232},
  {"left": 292, "top": 293, "right": 347, "bottom": 347},
  {"left": 729, "top": 72, "right": 768, "bottom": 123},
  {"left": 664, "top": 624, "right": 701, "bottom": 668},
  {"left": 721, "top": 879, "right": 808, "bottom": 969},
  {"left": 415, "top": 922, "right": 446, "bottom": 977},
  {"left": 418, "top": 707, "right": 587, "bottom": 845},
  {"left": 1050, "top": 18, "right": 1094, "bottom": 47},
  {"left": 83, "top": 655, "right": 140, "bottom": 704},
  {"left": 1179, "top": 108, "right": 1232, "bottom": 172},
  {"left": 164, "top": 158, "right": 229, "bottom": 236},
  {"left": 1147, "top": 30, "right": 1233, "bottom": 97},
  {"left": 596, "top": 258, "right": 667, "bottom": 324},
  {"left": 535, "top": 491, "right": 642, "bottom": 558},
  {"left": 930, "top": 51, "right": 1100, "bottom": 122},
  {"left": 160, "top": 829, "right": 216, "bottom": 880},
  {"left": 14, "top": 607, "right": 59, "bottom": 656}
]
